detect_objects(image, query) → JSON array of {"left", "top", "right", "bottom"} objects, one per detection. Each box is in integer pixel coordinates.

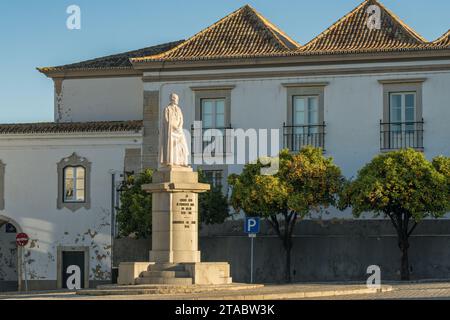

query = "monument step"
[
  {"left": 136, "top": 277, "right": 193, "bottom": 285},
  {"left": 141, "top": 270, "right": 190, "bottom": 278},
  {"left": 149, "top": 263, "right": 186, "bottom": 272},
  {"left": 81, "top": 283, "right": 265, "bottom": 296}
]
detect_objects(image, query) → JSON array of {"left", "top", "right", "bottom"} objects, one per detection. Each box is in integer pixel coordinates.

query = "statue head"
[{"left": 169, "top": 93, "right": 179, "bottom": 106}]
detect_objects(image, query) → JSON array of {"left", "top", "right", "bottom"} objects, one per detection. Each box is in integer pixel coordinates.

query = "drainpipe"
[{"left": 108, "top": 170, "right": 119, "bottom": 281}]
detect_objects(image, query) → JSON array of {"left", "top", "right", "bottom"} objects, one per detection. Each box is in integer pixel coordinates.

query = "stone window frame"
[
  {"left": 56, "top": 246, "right": 90, "bottom": 289},
  {"left": 379, "top": 79, "right": 425, "bottom": 124},
  {"left": 196, "top": 164, "right": 229, "bottom": 193},
  {"left": 57, "top": 153, "right": 91, "bottom": 212},
  {"left": 379, "top": 78, "right": 426, "bottom": 151},
  {"left": 282, "top": 83, "right": 328, "bottom": 152},
  {"left": 191, "top": 86, "right": 234, "bottom": 128},
  {"left": 191, "top": 86, "right": 234, "bottom": 157},
  {"left": 0, "top": 160, "right": 4, "bottom": 211},
  {"left": 283, "top": 83, "right": 328, "bottom": 127}
]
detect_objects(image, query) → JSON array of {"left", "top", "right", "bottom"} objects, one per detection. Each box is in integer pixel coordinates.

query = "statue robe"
[{"left": 159, "top": 104, "right": 189, "bottom": 167}]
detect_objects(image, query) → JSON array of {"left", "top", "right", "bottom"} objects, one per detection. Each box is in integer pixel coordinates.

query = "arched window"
[
  {"left": 57, "top": 153, "right": 91, "bottom": 211},
  {"left": 63, "top": 166, "right": 86, "bottom": 202}
]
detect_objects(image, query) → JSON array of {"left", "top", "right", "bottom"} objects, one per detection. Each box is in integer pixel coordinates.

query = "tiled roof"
[
  {"left": 132, "top": 5, "right": 299, "bottom": 62},
  {"left": 0, "top": 121, "right": 143, "bottom": 135},
  {"left": 300, "top": 0, "right": 428, "bottom": 53},
  {"left": 38, "top": 41, "right": 182, "bottom": 73},
  {"left": 39, "top": 1, "right": 450, "bottom": 70},
  {"left": 132, "top": 0, "right": 449, "bottom": 64},
  {"left": 433, "top": 30, "right": 450, "bottom": 47}
]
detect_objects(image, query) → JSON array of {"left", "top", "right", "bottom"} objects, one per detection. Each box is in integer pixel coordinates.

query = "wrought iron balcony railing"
[
  {"left": 283, "top": 122, "right": 326, "bottom": 152},
  {"left": 380, "top": 119, "right": 424, "bottom": 151},
  {"left": 191, "top": 125, "right": 233, "bottom": 156}
]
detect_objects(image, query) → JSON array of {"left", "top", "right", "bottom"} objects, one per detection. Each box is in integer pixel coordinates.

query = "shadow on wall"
[
  {"left": 114, "top": 220, "right": 450, "bottom": 283},
  {"left": 0, "top": 222, "right": 18, "bottom": 292}
]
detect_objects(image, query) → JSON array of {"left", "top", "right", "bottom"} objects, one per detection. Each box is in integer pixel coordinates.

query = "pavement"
[
  {"left": 310, "top": 282, "right": 450, "bottom": 300},
  {"left": 0, "top": 282, "right": 390, "bottom": 300},
  {"left": 2, "top": 281, "right": 450, "bottom": 300}
]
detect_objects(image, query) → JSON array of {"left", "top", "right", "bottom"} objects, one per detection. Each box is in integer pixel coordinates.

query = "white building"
[{"left": 1, "top": 0, "right": 449, "bottom": 290}]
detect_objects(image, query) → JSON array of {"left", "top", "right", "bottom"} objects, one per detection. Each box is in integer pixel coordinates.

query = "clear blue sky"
[{"left": 0, "top": 0, "right": 448, "bottom": 124}]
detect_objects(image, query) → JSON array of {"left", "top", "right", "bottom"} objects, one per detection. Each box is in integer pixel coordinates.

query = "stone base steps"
[
  {"left": 136, "top": 277, "right": 193, "bottom": 285},
  {"left": 149, "top": 264, "right": 186, "bottom": 272},
  {"left": 141, "top": 270, "right": 191, "bottom": 278},
  {"left": 78, "top": 283, "right": 264, "bottom": 296},
  {"left": 135, "top": 263, "right": 193, "bottom": 285}
]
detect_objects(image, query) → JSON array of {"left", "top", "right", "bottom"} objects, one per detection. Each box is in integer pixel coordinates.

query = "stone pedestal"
[
  {"left": 118, "top": 166, "right": 232, "bottom": 286},
  {"left": 145, "top": 166, "right": 207, "bottom": 264}
]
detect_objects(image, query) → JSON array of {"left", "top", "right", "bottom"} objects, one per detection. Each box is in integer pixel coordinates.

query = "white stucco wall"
[
  {"left": 0, "top": 133, "right": 142, "bottom": 284},
  {"left": 145, "top": 61, "right": 450, "bottom": 179},
  {"left": 143, "top": 60, "right": 450, "bottom": 219},
  {"left": 58, "top": 77, "right": 143, "bottom": 122}
]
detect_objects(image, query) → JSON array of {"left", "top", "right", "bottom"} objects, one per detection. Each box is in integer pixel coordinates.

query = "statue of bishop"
[{"left": 159, "top": 93, "right": 189, "bottom": 167}]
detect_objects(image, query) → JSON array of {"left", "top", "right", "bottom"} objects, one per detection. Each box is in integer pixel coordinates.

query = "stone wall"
[
  {"left": 113, "top": 220, "right": 450, "bottom": 283},
  {"left": 113, "top": 238, "right": 151, "bottom": 267}
]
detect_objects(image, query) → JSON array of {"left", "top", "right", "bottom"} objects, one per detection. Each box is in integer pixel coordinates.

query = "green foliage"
[
  {"left": 228, "top": 157, "right": 289, "bottom": 218},
  {"left": 341, "top": 149, "right": 449, "bottom": 221},
  {"left": 340, "top": 149, "right": 450, "bottom": 280},
  {"left": 228, "top": 147, "right": 344, "bottom": 219},
  {"left": 282, "top": 147, "right": 344, "bottom": 215},
  {"left": 116, "top": 169, "right": 230, "bottom": 239},
  {"left": 432, "top": 155, "right": 450, "bottom": 211},
  {"left": 116, "top": 169, "right": 153, "bottom": 239},
  {"left": 198, "top": 171, "right": 230, "bottom": 225},
  {"left": 228, "top": 146, "right": 345, "bottom": 282}
]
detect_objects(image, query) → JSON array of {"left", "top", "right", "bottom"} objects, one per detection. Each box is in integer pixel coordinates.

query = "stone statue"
[{"left": 159, "top": 93, "right": 189, "bottom": 167}]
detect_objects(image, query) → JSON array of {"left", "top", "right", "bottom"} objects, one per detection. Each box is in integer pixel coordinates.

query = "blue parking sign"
[{"left": 245, "top": 217, "right": 260, "bottom": 234}]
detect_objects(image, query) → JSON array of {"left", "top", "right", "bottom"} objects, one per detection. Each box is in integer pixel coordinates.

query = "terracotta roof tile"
[
  {"left": 301, "top": 0, "right": 428, "bottom": 53},
  {"left": 39, "top": 1, "right": 450, "bottom": 70},
  {"left": 433, "top": 30, "right": 450, "bottom": 47},
  {"left": 38, "top": 41, "right": 182, "bottom": 73},
  {"left": 132, "top": 5, "right": 299, "bottom": 62},
  {"left": 0, "top": 121, "right": 143, "bottom": 135}
]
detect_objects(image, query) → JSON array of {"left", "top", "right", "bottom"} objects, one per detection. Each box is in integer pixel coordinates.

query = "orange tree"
[
  {"left": 340, "top": 149, "right": 450, "bottom": 280},
  {"left": 117, "top": 169, "right": 230, "bottom": 239},
  {"left": 117, "top": 169, "right": 153, "bottom": 238},
  {"left": 228, "top": 147, "right": 344, "bottom": 282}
]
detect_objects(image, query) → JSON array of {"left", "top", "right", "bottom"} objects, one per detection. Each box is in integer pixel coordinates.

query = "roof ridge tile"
[
  {"left": 301, "top": 0, "right": 427, "bottom": 53},
  {"left": 132, "top": 4, "right": 299, "bottom": 63}
]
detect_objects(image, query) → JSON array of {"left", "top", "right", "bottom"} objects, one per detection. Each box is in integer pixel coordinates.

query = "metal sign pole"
[
  {"left": 23, "top": 249, "right": 28, "bottom": 292},
  {"left": 250, "top": 235, "right": 254, "bottom": 284},
  {"left": 245, "top": 217, "right": 259, "bottom": 285}
]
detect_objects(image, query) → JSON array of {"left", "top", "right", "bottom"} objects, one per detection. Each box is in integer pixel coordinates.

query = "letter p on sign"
[{"left": 245, "top": 217, "right": 260, "bottom": 234}]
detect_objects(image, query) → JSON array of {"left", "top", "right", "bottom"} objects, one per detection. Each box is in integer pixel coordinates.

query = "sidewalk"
[{"left": 0, "top": 283, "right": 392, "bottom": 300}]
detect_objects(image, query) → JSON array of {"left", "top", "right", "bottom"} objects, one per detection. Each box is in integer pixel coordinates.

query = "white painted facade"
[
  {"left": 1, "top": 64, "right": 449, "bottom": 290},
  {"left": 2, "top": 40, "right": 450, "bottom": 292},
  {"left": 0, "top": 133, "right": 141, "bottom": 289},
  {"left": 144, "top": 61, "right": 450, "bottom": 178},
  {"left": 57, "top": 77, "right": 143, "bottom": 122}
]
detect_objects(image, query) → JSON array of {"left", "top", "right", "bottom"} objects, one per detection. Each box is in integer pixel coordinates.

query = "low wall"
[
  {"left": 113, "top": 238, "right": 150, "bottom": 267},
  {"left": 113, "top": 220, "right": 450, "bottom": 283}
]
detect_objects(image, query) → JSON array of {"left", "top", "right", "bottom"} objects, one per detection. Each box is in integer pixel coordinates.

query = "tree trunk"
[
  {"left": 388, "top": 211, "right": 415, "bottom": 281},
  {"left": 284, "top": 243, "right": 292, "bottom": 283},
  {"left": 267, "top": 212, "right": 297, "bottom": 284},
  {"left": 399, "top": 237, "right": 410, "bottom": 280}
]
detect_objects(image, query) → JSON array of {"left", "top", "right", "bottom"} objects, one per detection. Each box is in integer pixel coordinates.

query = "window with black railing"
[
  {"left": 191, "top": 125, "right": 233, "bottom": 156},
  {"left": 283, "top": 122, "right": 326, "bottom": 152},
  {"left": 380, "top": 119, "right": 424, "bottom": 151}
]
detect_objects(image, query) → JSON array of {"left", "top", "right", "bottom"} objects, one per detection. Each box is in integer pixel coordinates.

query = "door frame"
[
  {"left": 0, "top": 215, "right": 23, "bottom": 291},
  {"left": 57, "top": 246, "right": 90, "bottom": 289}
]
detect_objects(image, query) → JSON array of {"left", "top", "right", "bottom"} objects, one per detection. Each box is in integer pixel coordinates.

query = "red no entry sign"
[{"left": 16, "top": 233, "right": 29, "bottom": 247}]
